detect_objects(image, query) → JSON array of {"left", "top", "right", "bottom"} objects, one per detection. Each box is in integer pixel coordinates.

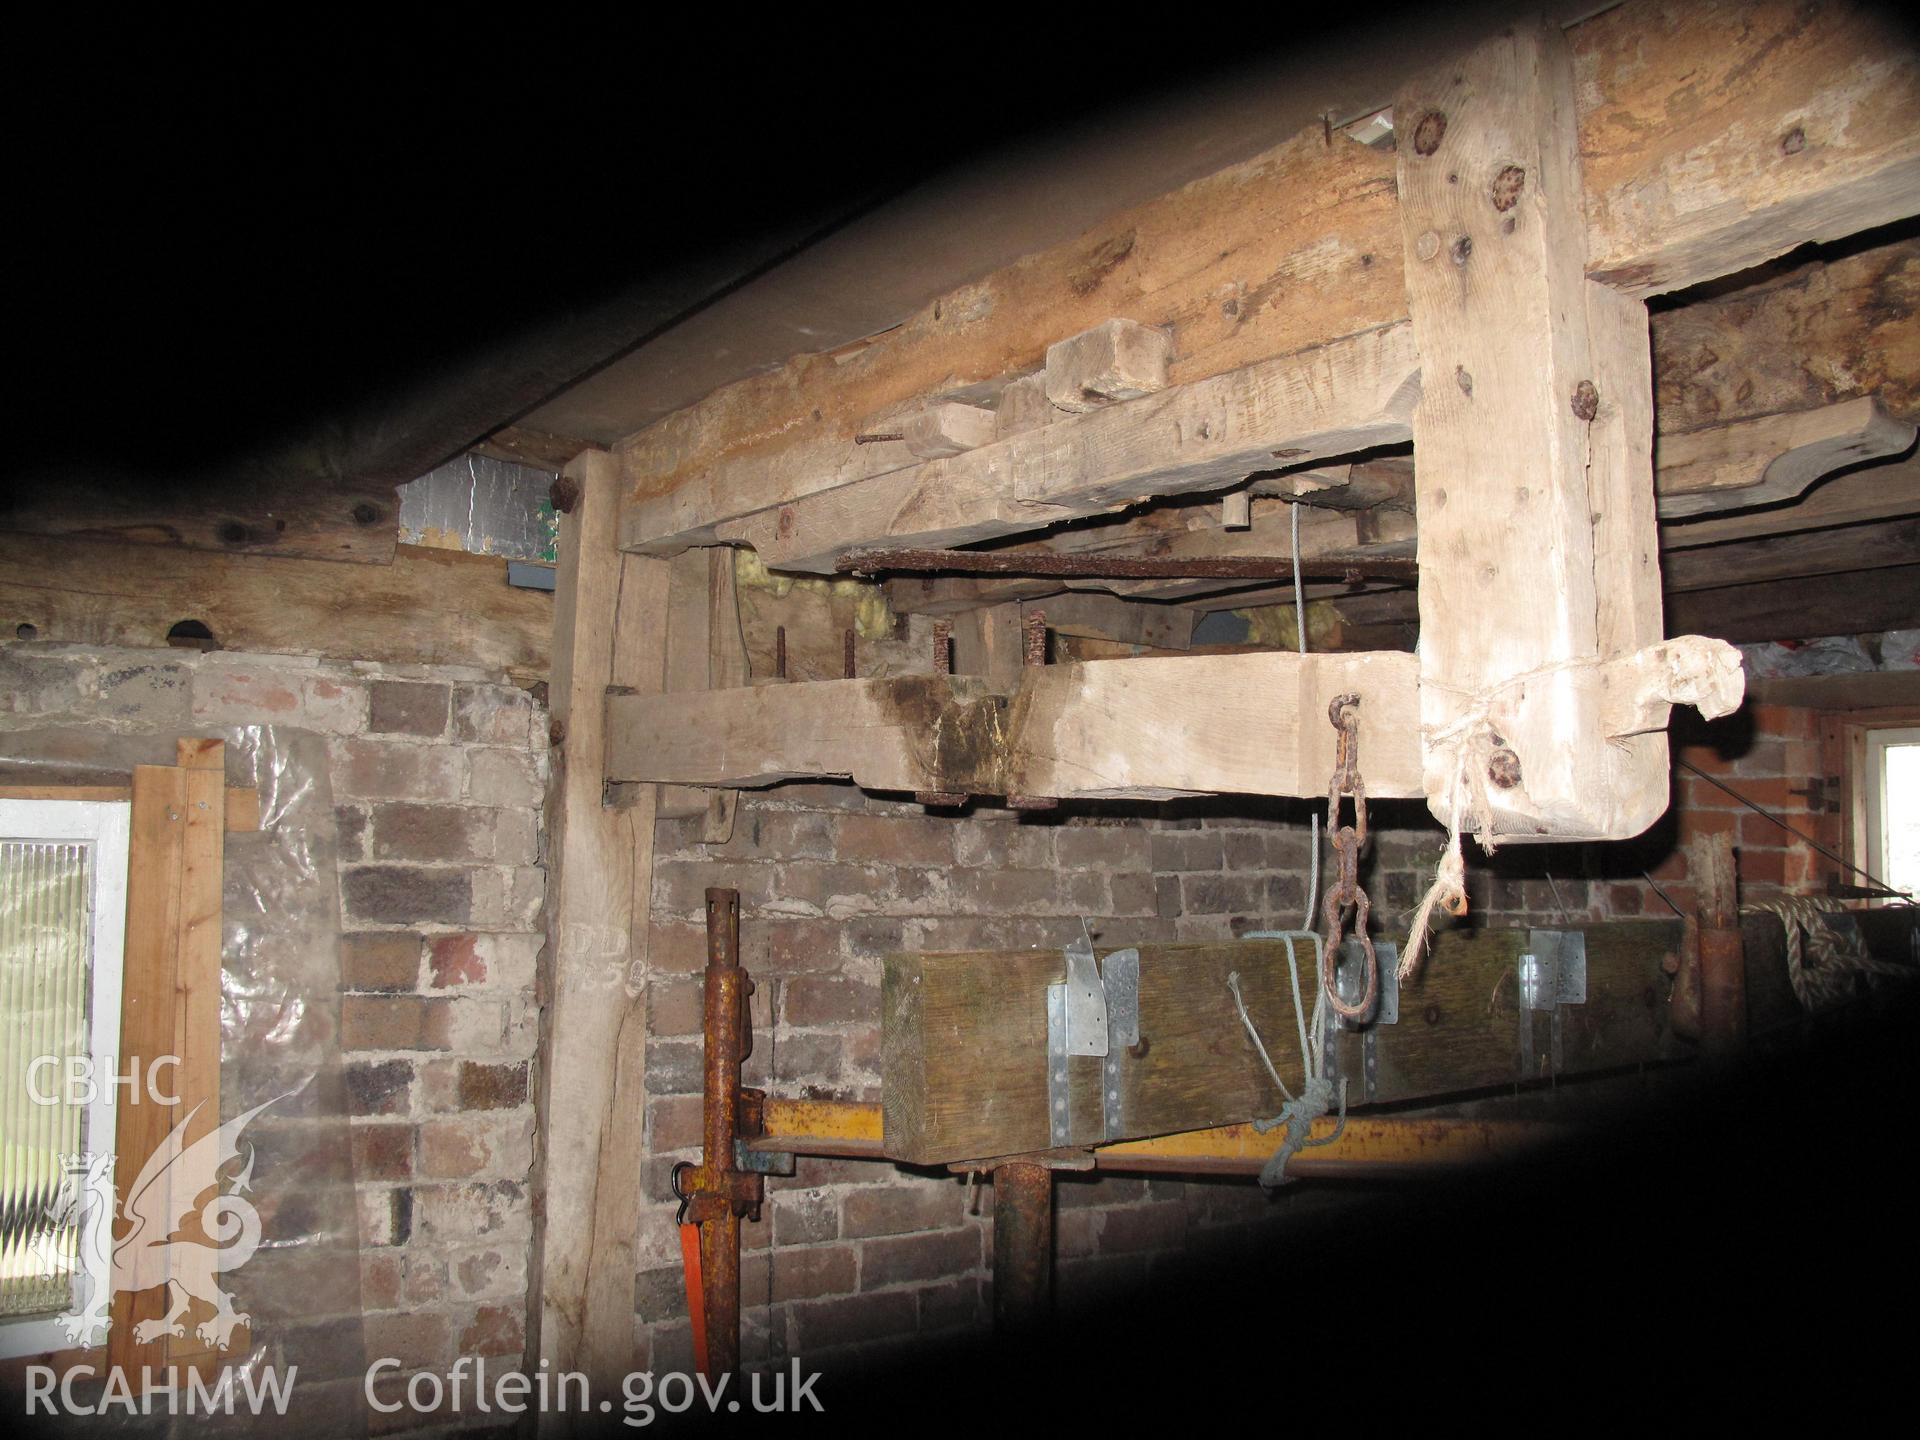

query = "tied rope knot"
[
  {"left": 1229, "top": 933, "right": 1347, "bottom": 1189},
  {"left": 1399, "top": 657, "right": 1598, "bottom": 981}
]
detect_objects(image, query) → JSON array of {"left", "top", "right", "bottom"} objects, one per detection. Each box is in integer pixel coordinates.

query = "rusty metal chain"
[{"left": 1320, "top": 693, "right": 1378, "bottom": 1021}]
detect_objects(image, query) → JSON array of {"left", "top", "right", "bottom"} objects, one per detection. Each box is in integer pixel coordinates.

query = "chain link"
[{"left": 1319, "top": 693, "right": 1378, "bottom": 1020}]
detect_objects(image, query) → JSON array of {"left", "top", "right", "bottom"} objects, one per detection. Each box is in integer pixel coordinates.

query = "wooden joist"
[
  {"left": 881, "top": 923, "right": 1684, "bottom": 1166},
  {"left": 616, "top": 1, "right": 1919, "bottom": 561}
]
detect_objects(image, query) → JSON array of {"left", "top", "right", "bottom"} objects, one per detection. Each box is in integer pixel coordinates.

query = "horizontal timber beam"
[
  {"left": 630, "top": 322, "right": 1423, "bottom": 570},
  {"left": 617, "top": 2, "right": 1919, "bottom": 561},
  {"left": 604, "top": 638, "right": 1731, "bottom": 803},
  {"left": 1, "top": 534, "right": 552, "bottom": 682},
  {"left": 606, "top": 651, "right": 1424, "bottom": 801}
]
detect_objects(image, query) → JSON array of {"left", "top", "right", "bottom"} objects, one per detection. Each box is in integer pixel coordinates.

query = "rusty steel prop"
[
  {"left": 669, "top": 888, "right": 766, "bottom": 1377},
  {"left": 991, "top": 1162, "right": 1054, "bottom": 1335},
  {"left": 1320, "top": 693, "right": 1379, "bottom": 1021}
]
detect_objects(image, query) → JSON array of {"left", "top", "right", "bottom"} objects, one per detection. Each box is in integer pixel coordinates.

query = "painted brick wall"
[{"left": 1, "top": 643, "right": 548, "bottom": 1425}]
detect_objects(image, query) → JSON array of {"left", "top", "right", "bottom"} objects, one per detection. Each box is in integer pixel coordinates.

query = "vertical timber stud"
[
  {"left": 536, "top": 449, "right": 667, "bottom": 1425},
  {"left": 1400, "top": 22, "right": 1672, "bottom": 841}
]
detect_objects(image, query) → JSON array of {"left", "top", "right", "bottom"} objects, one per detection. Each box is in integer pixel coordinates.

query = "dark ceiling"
[{"left": 10, "top": 5, "right": 1600, "bottom": 506}]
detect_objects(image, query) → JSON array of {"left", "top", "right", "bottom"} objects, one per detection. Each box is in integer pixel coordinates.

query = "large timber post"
[{"left": 1397, "top": 21, "right": 1737, "bottom": 844}]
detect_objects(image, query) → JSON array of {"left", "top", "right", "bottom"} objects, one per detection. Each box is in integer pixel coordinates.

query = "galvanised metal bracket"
[
  {"left": 1326, "top": 937, "right": 1398, "bottom": 1101},
  {"left": 1519, "top": 929, "right": 1587, "bottom": 1077},
  {"left": 1047, "top": 923, "right": 1141, "bottom": 1147}
]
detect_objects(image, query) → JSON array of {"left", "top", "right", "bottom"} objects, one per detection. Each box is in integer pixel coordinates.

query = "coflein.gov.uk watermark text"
[{"left": 24, "top": 1358, "right": 823, "bottom": 1426}]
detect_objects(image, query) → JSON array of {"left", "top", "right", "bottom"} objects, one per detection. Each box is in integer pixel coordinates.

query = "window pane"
[
  {"left": 1886, "top": 743, "right": 1920, "bottom": 902},
  {"left": 0, "top": 840, "right": 93, "bottom": 1319}
]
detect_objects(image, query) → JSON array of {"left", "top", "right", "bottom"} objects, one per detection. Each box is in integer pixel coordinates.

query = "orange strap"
[{"left": 679, "top": 1222, "right": 710, "bottom": 1377}]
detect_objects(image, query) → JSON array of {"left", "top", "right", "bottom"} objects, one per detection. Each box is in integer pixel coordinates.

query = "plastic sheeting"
[{"left": 0, "top": 724, "right": 369, "bottom": 1434}]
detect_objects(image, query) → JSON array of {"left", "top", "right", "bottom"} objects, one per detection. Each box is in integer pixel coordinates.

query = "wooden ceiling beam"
[{"left": 616, "top": 1, "right": 1918, "bottom": 562}]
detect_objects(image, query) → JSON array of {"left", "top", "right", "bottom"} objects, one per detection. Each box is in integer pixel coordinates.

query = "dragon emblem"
[{"left": 46, "top": 1087, "right": 298, "bottom": 1351}]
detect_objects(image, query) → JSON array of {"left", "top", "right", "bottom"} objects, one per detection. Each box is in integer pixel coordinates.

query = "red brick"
[
  {"left": 458, "top": 1303, "right": 525, "bottom": 1358},
  {"left": 789, "top": 1290, "right": 916, "bottom": 1353},
  {"left": 353, "top": 1123, "right": 414, "bottom": 1181},
  {"left": 1098, "top": 1202, "right": 1187, "bottom": 1254},
  {"left": 1604, "top": 885, "right": 1645, "bottom": 917},
  {"left": 767, "top": 919, "right": 846, "bottom": 973},
  {"left": 371, "top": 803, "right": 487, "bottom": 863},
  {"left": 342, "top": 995, "right": 451, "bottom": 1052},
  {"left": 782, "top": 976, "right": 879, "bottom": 1027},
  {"left": 420, "top": 1119, "right": 492, "bottom": 1178},
  {"left": 341, "top": 933, "right": 422, "bottom": 992},
  {"left": 648, "top": 976, "right": 703, "bottom": 1037},
  {"left": 428, "top": 933, "right": 488, "bottom": 987},
  {"left": 361, "top": 1253, "right": 404, "bottom": 1310},
  {"left": 1749, "top": 704, "right": 1815, "bottom": 740},
  {"left": 835, "top": 814, "right": 954, "bottom": 868},
  {"left": 646, "top": 921, "right": 706, "bottom": 974},
  {"left": 741, "top": 1243, "right": 858, "bottom": 1303},
  {"left": 648, "top": 1094, "right": 703, "bottom": 1152},
  {"left": 841, "top": 1183, "right": 962, "bottom": 1239},
  {"left": 364, "top": 1310, "right": 451, "bottom": 1371},
  {"left": 457, "top": 1060, "right": 528, "bottom": 1110},
  {"left": 858, "top": 1228, "right": 982, "bottom": 1289},
  {"left": 368, "top": 680, "right": 450, "bottom": 737},
  {"left": 1740, "top": 849, "right": 1789, "bottom": 887}
]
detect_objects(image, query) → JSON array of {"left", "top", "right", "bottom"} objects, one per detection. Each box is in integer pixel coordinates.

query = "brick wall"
[
  {"left": 627, "top": 785, "right": 1575, "bottom": 1374},
  {"left": 624, "top": 699, "right": 1848, "bottom": 1374},
  {"left": 1, "top": 643, "right": 548, "bottom": 1425},
  {"left": 1587, "top": 703, "right": 1834, "bottom": 919}
]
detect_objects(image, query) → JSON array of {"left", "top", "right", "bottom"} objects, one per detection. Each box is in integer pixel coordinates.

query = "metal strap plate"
[
  {"left": 1046, "top": 984, "right": 1073, "bottom": 1146},
  {"left": 1101, "top": 949, "right": 1140, "bottom": 1135},
  {"left": 1060, "top": 929, "right": 1109, "bottom": 1056},
  {"left": 1520, "top": 931, "right": 1587, "bottom": 1010}
]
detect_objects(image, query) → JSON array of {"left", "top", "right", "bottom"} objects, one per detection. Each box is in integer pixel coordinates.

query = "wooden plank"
[
  {"left": 110, "top": 764, "right": 186, "bottom": 1375},
  {"left": 1024, "top": 593, "right": 1194, "bottom": 650},
  {"left": 0, "top": 536, "right": 551, "bottom": 682},
  {"left": 534, "top": 451, "right": 663, "bottom": 1402},
  {"left": 950, "top": 603, "right": 1026, "bottom": 690},
  {"left": 1655, "top": 397, "right": 1914, "bottom": 517},
  {"left": 616, "top": 1, "right": 1919, "bottom": 557},
  {"left": 605, "top": 649, "right": 1423, "bottom": 801},
  {"left": 0, "top": 478, "right": 398, "bottom": 565},
  {"left": 163, "top": 738, "right": 226, "bottom": 1369},
  {"left": 1399, "top": 21, "right": 1673, "bottom": 842},
  {"left": 0, "top": 784, "right": 258, "bottom": 830},
  {"left": 688, "top": 322, "right": 1422, "bottom": 571},
  {"left": 1659, "top": 451, "right": 1920, "bottom": 549},
  {"left": 1662, "top": 516, "right": 1920, "bottom": 592},
  {"left": 1665, "top": 562, "right": 1920, "bottom": 643},
  {"left": 881, "top": 923, "right": 1682, "bottom": 1166}
]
